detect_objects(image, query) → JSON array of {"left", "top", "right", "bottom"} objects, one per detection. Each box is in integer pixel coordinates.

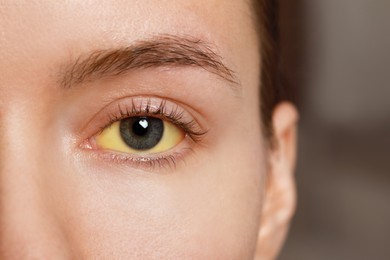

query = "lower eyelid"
[{"left": 86, "top": 139, "right": 195, "bottom": 172}]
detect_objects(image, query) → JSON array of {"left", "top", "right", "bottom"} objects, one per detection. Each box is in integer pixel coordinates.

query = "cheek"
[{"left": 49, "top": 123, "right": 265, "bottom": 259}]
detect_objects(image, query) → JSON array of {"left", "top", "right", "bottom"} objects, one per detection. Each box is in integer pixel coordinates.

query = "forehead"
[
  {"left": 0, "top": 1, "right": 255, "bottom": 58},
  {"left": 0, "top": 0, "right": 258, "bottom": 95}
]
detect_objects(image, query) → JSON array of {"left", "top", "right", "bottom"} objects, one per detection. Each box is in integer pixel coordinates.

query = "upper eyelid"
[{"left": 106, "top": 98, "right": 189, "bottom": 128}]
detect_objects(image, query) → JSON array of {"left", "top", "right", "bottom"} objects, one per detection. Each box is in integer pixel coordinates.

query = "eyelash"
[
  {"left": 103, "top": 99, "right": 206, "bottom": 142},
  {"left": 85, "top": 98, "right": 207, "bottom": 170}
]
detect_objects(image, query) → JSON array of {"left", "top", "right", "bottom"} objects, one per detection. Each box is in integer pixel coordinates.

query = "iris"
[{"left": 119, "top": 117, "right": 164, "bottom": 150}]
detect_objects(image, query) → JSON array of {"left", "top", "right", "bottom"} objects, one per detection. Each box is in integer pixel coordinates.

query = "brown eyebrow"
[{"left": 60, "top": 34, "right": 240, "bottom": 89}]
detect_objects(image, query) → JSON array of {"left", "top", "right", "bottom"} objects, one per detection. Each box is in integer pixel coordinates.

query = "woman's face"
[{"left": 0, "top": 0, "right": 296, "bottom": 259}]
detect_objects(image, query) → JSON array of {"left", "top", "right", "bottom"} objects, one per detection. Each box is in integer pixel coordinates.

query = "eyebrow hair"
[{"left": 60, "top": 34, "right": 240, "bottom": 89}]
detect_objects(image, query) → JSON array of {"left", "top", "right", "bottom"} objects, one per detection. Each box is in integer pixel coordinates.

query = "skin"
[{"left": 0, "top": 0, "right": 298, "bottom": 259}]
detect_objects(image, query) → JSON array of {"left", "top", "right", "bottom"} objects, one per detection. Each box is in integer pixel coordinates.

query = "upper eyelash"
[{"left": 101, "top": 98, "right": 207, "bottom": 142}]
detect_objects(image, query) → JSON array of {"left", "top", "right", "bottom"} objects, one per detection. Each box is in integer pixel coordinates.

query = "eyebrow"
[{"left": 60, "top": 34, "right": 240, "bottom": 89}]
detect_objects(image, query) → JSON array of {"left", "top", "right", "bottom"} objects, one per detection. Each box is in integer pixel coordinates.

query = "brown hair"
[{"left": 253, "top": 0, "right": 291, "bottom": 139}]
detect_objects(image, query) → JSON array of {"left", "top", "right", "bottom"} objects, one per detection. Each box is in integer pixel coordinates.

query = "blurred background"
[{"left": 277, "top": 1, "right": 390, "bottom": 259}]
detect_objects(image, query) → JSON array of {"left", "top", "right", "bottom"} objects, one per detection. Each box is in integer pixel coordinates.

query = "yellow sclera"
[{"left": 96, "top": 119, "right": 185, "bottom": 154}]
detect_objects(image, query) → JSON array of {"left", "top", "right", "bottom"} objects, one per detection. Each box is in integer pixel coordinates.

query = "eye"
[
  {"left": 96, "top": 116, "right": 185, "bottom": 154},
  {"left": 80, "top": 97, "right": 208, "bottom": 170}
]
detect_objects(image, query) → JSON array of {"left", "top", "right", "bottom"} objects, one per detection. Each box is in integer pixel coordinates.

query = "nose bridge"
[{"left": 0, "top": 108, "right": 71, "bottom": 259}]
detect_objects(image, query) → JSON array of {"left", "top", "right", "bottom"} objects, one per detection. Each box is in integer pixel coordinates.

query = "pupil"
[{"left": 132, "top": 118, "right": 149, "bottom": 136}]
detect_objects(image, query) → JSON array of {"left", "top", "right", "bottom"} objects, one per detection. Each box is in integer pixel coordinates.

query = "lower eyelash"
[{"left": 94, "top": 147, "right": 194, "bottom": 172}]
